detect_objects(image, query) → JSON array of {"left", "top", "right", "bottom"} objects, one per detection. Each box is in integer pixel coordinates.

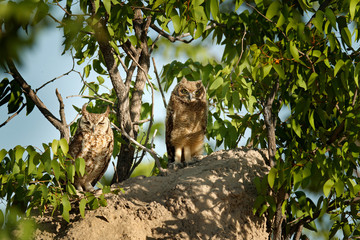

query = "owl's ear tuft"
[
  {"left": 82, "top": 104, "right": 89, "bottom": 115},
  {"left": 104, "top": 106, "right": 110, "bottom": 117},
  {"left": 180, "top": 77, "right": 187, "bottom": 83}
]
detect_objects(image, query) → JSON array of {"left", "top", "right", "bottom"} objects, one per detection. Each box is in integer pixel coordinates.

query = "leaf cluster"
[{"left": 0, "top": 140, "right": 118, "bottom": 238}]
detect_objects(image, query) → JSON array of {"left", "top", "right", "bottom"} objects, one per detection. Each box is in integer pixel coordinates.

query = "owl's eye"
[
  {"left": 195, "top": 89, "right": 202, "bottom": 96},
  {"left": 180, "top": 89, "right": 188, "bottom": 94},
  {"left": 83, "top": 120, "right": 91, "bottom": 125}
]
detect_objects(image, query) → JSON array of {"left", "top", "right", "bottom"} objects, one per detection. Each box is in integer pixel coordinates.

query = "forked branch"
[{"left": 6, "top": 59, "right": 70, "bottom": 142}]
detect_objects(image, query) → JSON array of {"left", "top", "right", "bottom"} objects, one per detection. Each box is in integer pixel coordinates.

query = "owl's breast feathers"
[
  {"left": 166, "top": 95, "right": 207, "bottom": 156},
  {"left": 69, "top": 129, "right": 113, "bottom": 185}
]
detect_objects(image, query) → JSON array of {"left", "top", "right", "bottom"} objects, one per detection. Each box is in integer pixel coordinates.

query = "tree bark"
[{"left": 92, "top": 10, "right": 151, "bottom": 183}]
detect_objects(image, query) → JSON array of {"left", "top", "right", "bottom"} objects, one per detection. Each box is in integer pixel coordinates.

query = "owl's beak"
[
  {"left": 188, "top": 93, "right": 193, "bottom": 101},
  {"left": 92, "top": 125, "right": 96, "bottom": 132}
]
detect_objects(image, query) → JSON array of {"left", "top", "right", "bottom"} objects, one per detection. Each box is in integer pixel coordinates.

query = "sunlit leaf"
[
  {"left": 323, "top": 179, "right": 334, "bottom": 197},
  {"left": 266, "top": 0, "right": 281, "bottom": 20},
  {"left": 79, "top": 198, "right": 87, "bottom": 218},
  {"left": 61, "top": 194, "right": 71, "bottom": 222},
  {"left": 268, "top": 168, "right": 277, "bottom": 189},
  {"left": 59, "top": 138, "right": 69, "bottom": 155},
  {"left": 103, "top": 0, "right": 111, "bottom": 14}
]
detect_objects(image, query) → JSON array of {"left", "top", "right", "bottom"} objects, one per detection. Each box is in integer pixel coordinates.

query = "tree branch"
[
  {"left": 0, "top": 103, "right": 26, "bottom": 128},
  {"left": 6, "top": 59, "right": 69, "bottom": 141},
  {"left": 111, "top": 122, "right": 167, "bottom": 175},
  {"left": 263, "top": 79, "right": 279, "bottom": 167},
  {"left": 152, "top": 57, "right": 167, "bottom": 109},
  {"left": 55, "top": 88, "right": 69, "bottom": 141}
]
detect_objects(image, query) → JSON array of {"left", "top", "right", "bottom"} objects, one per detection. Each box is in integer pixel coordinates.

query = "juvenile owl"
[
  {"left": 68, "top": 104, "right": 114, "bottom": 192},
  {"left": 166, "top": 78, "right": 207, "bottom": 166}
]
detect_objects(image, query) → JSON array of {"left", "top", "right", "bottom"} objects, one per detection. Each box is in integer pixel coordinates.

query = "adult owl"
[
  {"left": 68, "top": 104, "right": 114, "bottom": 192},
  {"left": 165, "top": 78, "right": 207, "bottom": 167}
]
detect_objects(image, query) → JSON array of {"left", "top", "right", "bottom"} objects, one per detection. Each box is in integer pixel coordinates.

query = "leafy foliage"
[{"left": 0, "top": 140, "right": 116, "bottom": 238}]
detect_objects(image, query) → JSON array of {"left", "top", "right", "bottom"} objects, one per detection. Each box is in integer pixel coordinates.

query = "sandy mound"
[{"left": 34, "top": 148, "right": 270, "bottom": 239}]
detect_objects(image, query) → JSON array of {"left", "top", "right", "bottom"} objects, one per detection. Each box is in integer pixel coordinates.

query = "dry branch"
[{"left": 6, "top": 59, "right": 69, "bottom": 141}]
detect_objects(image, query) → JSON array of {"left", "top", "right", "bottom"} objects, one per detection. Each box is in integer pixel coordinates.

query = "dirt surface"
[{"left": 34, "top": 148, "right": 270, "bottom": 240}]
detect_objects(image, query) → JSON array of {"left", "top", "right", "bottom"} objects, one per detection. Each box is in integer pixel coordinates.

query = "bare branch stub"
[{"left": 55, "top": 88, "right": 69, "bottom": 142}]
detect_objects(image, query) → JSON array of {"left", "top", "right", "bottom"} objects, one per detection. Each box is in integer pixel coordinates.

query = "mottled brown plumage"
[
  {"left": 165, "top": 78, "right": 207, "bottom": 165},
  {"left": 69, "top": 104, "right": 113, "bottom": 191}
]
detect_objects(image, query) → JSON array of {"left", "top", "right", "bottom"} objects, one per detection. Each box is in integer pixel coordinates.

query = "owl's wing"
[
  {"left": 68, "top": 131, "right": 85, "bottom": 160},
  {"left": 165, "top": 107, "right": 175, "bottom": 164}
]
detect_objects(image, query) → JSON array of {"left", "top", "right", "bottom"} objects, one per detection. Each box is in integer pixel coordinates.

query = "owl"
[
  {"left": 165, "top": 78, "right": 207, "bottom": 167},
  {"left": 68, "top": 104, "right": 114, "bottom": 192}
]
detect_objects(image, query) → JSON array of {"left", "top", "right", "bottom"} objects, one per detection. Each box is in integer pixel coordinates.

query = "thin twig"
[
  {"left": 230, "top": 27, "right": 247, "bottom": 84},
  {"left": 133, "top": 118, "right": 150, "bottom": 125},
  {"left": 0, "top": 103, "right": 26, "bottom": 128},
  {"left": 150, "top": 23, "right": 194, "bottom": 43},
  {"left": 150, "top": 34, "right": 161, "bottom": 54},
  {"left": 111, "top": 122, "right": 167, "bottom": 174},
  {"left": 152, "top": 57, "right": 167, "bottom": 108},
  {"left": 66, "top": 94, "right": 115, "bottom": 105}
]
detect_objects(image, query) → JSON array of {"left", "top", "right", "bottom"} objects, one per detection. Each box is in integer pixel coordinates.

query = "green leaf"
[
  {"left": 79, "top": 198, "right": 87, "bottom": 218},
  {"left": 308, "top": 110, "right": 315, "bottom": 130},
  {"left": 83, "top": 65, "right": 91, "bottom": 78},
  {"left": 0, "top": 149, "right": 7, "bottom": 162},
  {"left": 195, "top": 23, "right": 204, "bottom": 39},
  {"left": 61, "top": 194, "right": 71, "bottom": 222},
  {"left": 289, "top": 41, "right": 300, "bottom": 61},
  {"left": 75, "top": 158, "right": 86, "bottom": 177},
  {"left": 355, "top": 62, "right": 360, "bottom": 88},
  {"left": 268, "top": 168, "right": 278, "bottom": 189},
  {"left": 97, "top": 76, "right": 105, "bottom": 85},
  {"left": 99, "top": 194, "right": 107, "bottom": 207},
  {"left": 171, "top": 13, "right": 181, "bottom": 34},
  {"left": 66, "top": 183, "right": 77, "bottom": 195},
  {"left": 59, "top": 138, "right": 69, "bottom": 155},
  {"left": 51, "top": 159, "right": 61, "bottom": 181},
  {"left": 325, "top": 8, "right": 337, "bottom": 30},
  {"left": 323, "top": 179, "right": 334, "bottom": 197},
  {"left": 209, "top": 77, "right": 223, "bottom": 91},
  {"left": 152, "top": 0, "right": 165, "bottom": 9},
  {"left": 94, "top": 0, "right": 100, "bottom": 13},
  {"left": 210, "top": 0, "right": 219, "bottom": 21},
  {"left": 350, "top": 0, "right": 358, "bottom": 20},
  {"left": 67, "top": 164, "right": 75, "bottom": 183},
  {"left": 291, "top": 119, "right": 301, "bottom": 138},
  {"left": 334, "top": 59, "right": 344, "bottom": 77},
  {"left": 15, "top": 145, "right": 25, "bottom": 161},
  {"left": 312, "top": 11, "right": 324, "bottom": 34},
  {"left": 52, "top": 139, "right": 58, "bottom": 155},
  {"left": 334, "top": 180, "right": 344, "bottom": 197},
  {"left": 266, "top": 0, "right": 281, "bottom": 20},
  {"left": 340, "top": 27, "right": 352, "bottom": 48},
  {"left": 273, "top": 64, "right": 285, "bottom": 79},
  {"left": 103, "top": 0, "right": 111, "bottom": 14},
  {"left": 25, "top": 95, "right": 35, "bottom": 115}
]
